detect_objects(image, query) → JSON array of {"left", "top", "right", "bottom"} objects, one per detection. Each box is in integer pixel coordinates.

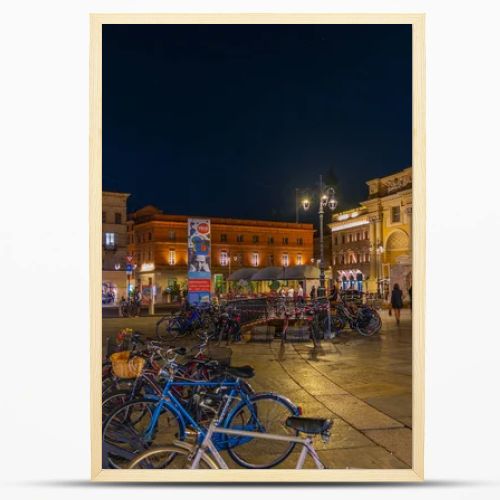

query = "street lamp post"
[
  {"left": 299, "top": 174, "right": 337, "bottom": 298},
  {"left": 376, "top": 244, "right": 384, "bottom": 297}
]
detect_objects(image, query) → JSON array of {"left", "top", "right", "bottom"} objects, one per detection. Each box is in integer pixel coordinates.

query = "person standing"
[
  {"left": 390, "top": 283, "right": 404, "bottom": 326},
  {"left": 310, "top": 285, "right": 316, "bottom": 301},
  {"left": 297, "top": 283, "right": 304, "bottom": 304}
]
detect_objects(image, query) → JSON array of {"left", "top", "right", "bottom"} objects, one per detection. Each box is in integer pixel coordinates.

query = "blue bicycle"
[
  {"left": 102, "top": 365, "right": 300, "bottom": 469},
  {"left": 156, "top": 305, "right": 213, "bottom": 340}
]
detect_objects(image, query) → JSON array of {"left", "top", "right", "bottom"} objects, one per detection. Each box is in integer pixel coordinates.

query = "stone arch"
[{"left": 385, "top": 229, "right": 410, "bottom": 252}]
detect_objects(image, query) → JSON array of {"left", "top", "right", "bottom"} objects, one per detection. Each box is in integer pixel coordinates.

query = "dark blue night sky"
[{"left": 103, "top": 24, "right": 411, "bottom": 224}]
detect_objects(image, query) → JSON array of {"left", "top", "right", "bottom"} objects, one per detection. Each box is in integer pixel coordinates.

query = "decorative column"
[
  {"left": 406, "top": 206, "right": 412, "bottom": 256},
  {"left": 368, "top": 217, "right": 377, "bottom": 293}
]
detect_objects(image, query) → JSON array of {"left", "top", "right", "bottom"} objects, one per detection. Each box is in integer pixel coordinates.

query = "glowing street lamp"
[{"left": 299, "top": 175, "right": 337, "bottom": 297}]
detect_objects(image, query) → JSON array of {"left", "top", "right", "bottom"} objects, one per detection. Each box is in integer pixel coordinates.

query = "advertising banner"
[{"left": 187, "top": 218, "right": 211, "bottom": 304}]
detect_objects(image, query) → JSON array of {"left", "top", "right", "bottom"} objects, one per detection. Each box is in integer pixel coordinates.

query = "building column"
[
  {"left": 368, "top": 217, "right": 377, "bottom": 293},
  {"left": 406, "top": 206, "right": 412, "bottom": 256}
]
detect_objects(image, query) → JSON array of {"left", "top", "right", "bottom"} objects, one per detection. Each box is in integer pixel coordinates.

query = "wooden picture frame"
[{"left": 90, "top": 12, "right": 425, "bottom": 482}]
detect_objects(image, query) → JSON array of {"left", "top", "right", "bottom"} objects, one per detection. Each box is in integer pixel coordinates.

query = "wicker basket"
[{"left": 109, "top": 351, "right": 145, "bottom": 378}]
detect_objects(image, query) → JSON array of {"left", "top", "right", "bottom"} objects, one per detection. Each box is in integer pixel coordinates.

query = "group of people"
[{"left": 277, "top": 284, "right": 305, "bottom": 303}]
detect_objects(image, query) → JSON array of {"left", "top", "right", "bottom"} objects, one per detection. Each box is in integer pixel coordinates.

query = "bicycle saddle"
[
  {"left": 285, "top": 416, "right": 333, "bottom": 434},
  {"left": 225, "top": 365, "right": 255, "bottom": 379}
]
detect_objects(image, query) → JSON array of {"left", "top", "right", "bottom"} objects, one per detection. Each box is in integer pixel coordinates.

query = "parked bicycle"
[
  {"left": 120, "top": 298, "right": 141, "bottom": 318},
  {"left": 328, "top": 301, "right": 382, "bottom": 337},
  {"left": 155, "top": 305, "right": 211, "bottom": 340},
  {"left": 128, "top": 412, "right": 333, "bottom": 470},
  {"left": 102, "top": 356, "right": 299, "bottom": 469}
]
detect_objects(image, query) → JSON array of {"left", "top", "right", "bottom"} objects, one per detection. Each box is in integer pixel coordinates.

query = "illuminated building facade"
[
  {"left": 102, "top": 191, "right": 130, "bottom": 301},
  {"left": 329, "top": 167, "right": 412, "bottom": 299},
  {"left": 127, "top": 205, "right": 314, "bottom": 297}
]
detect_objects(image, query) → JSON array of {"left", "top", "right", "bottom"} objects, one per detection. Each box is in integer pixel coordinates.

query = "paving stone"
[
  {"left": 365, "top": 393, "right": 412, "bottom": 420},
  {"left": 364, "top": 428, "right": 413, "bottom": 466},
  {"left": 315, "top": 394, "right": 404, "bottom": 430},
  {"left": 318, "top": 446, "right": 409, "bottom": 469}
]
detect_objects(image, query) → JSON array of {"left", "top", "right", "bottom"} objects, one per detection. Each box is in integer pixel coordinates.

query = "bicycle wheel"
[
  {"left": 102, "top": 389, "right": 141, "bottom": 421},
  {"left": 225, "top": 393, "right": 299, "bottom": 468},
  {"left": 157, "top": 316, "right": 182, "bottom": 340},
  {"left": 355, "top": 308, "right": 382, "bottom": 337},
  {"left": 128, "top": 445, "right": 218, "bottom": 469},
  {"left": 102, "top": 398, "right": 182, "bottom": 469}
]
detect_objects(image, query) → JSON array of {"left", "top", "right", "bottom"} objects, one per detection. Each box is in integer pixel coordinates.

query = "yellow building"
[
  {"left": 102, "top": 191, "right": 130, "bottom": 302},
  {"left": 329, "top": 167, "right": 412, "bottom": 300}
]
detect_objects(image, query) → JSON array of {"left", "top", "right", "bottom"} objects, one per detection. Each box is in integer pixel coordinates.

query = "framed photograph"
[{"left": 90, "top": 13, "right": 425, "bottom": 482}]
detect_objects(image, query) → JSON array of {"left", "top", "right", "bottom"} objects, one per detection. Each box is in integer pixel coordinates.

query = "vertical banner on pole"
[{"left": 187, "top": 218, "right": 211, "bottom": 304}]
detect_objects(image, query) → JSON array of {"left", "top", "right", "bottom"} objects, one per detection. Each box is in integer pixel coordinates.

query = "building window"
[
  {"left": 296, "top": 238, "right": 303, "bottom": 246},
  {"left": 341, "top": 234, "right": 345, "bottom": 244},
  {"left": 252, "top": 235, "right": 259, "bottom": 244},
  {"left": 334, "top": 236, "right": 338, "bottom": 245},
  {"left": 268, "top": 236, "right": 274, "bottom": 245},
  {"left": 282, "top": 237, "right": 289, "bottom": 245},
  {"left": 391, "top": 206, "right": 401, "bottom": 223},
  {"left": 148, "top": 232, "right": 152, "bottom": 241},
  {"left": 220, "top": 250, "right": 229, "bottom": 266},
  {"left": 282, "top": 253, "right": 289, "bottom": 267},
  {"left": 268, "top": 254, "right": 274, "bottom": 265},
  {"left": 236, "top": 235, "right": 244, "bottom": 243},
  {"left": 115, "top": 213, "right": 122, "bottom": 224},
  {"left": 364, "top": 231, "right": 368, "bottom": 240},
  {"left": 296, "top": 254, "right": 303, "bottom": 265},
  {"left": 220, "top": 233, "right": 227, "bottom": 243},
  {"left": 104, "top": 232, "right": 115, "bottom": 248},
  {"left": 168, "top": 249, "right": 176, "bottom": 266},
  {"left": 102, "top": 211, "right": 106, "bottom": 223},
  {"left": 252, "top": 252, "right": 259, "bottom": 267},
  {"left": 168, "top": 230, "right": 176, "bottom": 241}
]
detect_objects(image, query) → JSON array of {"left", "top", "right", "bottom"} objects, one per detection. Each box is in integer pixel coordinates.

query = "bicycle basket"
[
  {"left": 109, "top": 351, "right": 145, "bottom": 378},
  {"left": 207, "top": 346, "right": 232, "bottom": 367}
]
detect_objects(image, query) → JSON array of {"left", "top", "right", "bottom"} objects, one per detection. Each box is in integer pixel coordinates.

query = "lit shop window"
[
  {"left": 220, "top": 251, "right": 229, "bottom": 266},
  {"left": 252, "top": 252, "right": 259, "bottom": 267},
  {"left": 282, "top": 254, "right": 289, "bottom": 267},
  {"left": 168, "top": 249, "right": 176, "bottom": 265},
  {"left": 296, "top": 254, "right": 303, "bottom": 265},
  {"left": 104, "top": 232, "right": 115, "bottom": 247}
]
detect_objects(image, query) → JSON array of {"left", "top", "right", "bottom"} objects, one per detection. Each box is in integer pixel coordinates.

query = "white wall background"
[{"left": 1, "top": 0, "right": 499, "bottom": 499}]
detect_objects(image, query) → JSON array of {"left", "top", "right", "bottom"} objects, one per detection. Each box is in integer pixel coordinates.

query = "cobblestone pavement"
[{"left": 102, "top": 309, "right": 412, "bottom": 469}]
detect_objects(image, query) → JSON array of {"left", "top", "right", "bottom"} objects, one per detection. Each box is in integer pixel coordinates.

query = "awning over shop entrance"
[
  {"left": 226, "top": 268, "right": 257, "bottom": 281},
  {"left": 227, "top": 265, "right": 320, "bottom": 281}
]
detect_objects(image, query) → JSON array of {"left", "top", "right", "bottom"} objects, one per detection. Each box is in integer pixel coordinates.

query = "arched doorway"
[{"left": 385, "top": 230, "right": 411, "bottom": 301}]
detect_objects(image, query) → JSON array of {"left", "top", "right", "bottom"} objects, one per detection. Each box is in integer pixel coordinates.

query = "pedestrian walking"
[{"left": 390, "top": 283, "right": 404, "bottom": 326}]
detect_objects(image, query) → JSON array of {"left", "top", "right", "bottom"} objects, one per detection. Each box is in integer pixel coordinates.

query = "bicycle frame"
[
  {"left": 188, "top": 420, "right": 326, "bottom": 469},
  {"left": 142, "top": 376, "right": 259, "bottom": 450}
]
